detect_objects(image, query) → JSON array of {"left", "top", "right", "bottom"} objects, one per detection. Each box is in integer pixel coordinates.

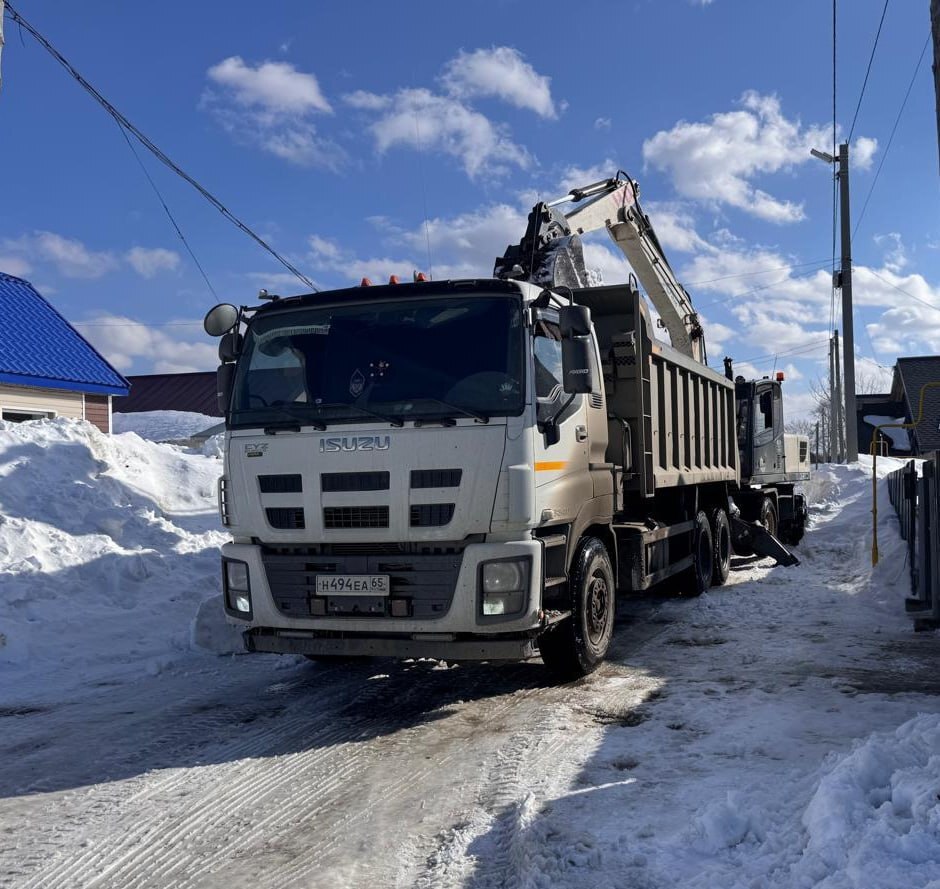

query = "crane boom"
[{"left": 495, "top": 175, "right": 706, "bottom": 364}]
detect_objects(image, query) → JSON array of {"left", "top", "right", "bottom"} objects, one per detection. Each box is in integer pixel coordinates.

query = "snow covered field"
[{"left": 0, "top": 420, "right": 937, "bottom": 889}]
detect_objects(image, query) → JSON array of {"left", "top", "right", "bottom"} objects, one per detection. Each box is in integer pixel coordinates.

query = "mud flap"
[{"left": 730, "top": 516, "right": 800, "bottom": 567}]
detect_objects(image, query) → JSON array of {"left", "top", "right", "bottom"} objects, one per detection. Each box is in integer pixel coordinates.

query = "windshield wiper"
[
  {"left": 266, "top": 403, "right": 327, "bottom": 431},
  {"left": 414, "top": 398, "right": 489, "bottom": 424},
  {"left": 313, "top": 401, "right": 405, "bottom": 428}
]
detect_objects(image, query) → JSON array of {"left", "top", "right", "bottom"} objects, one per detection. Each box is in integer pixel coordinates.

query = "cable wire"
[
  {"left": 114, "top": 123, "right": 218, "bottom": 300},
  {"left": 853, "top": 33, "right": 930, "bottom": 240},
  {"left": 847, "top": 0, "right": 889, "bottom": 143},
  {"left": 3, "top": 2, "right": 318, "bottom": 292}
]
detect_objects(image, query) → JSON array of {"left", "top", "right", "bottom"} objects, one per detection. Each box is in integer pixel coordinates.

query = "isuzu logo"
[{"left": 319, "top": 435, "right": 391, "bottom": 453}]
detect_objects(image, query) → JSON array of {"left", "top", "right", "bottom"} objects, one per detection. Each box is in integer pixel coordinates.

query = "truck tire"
[
  {"left": 683, "top": 510, "right": 713, "bottom": 597},
  {"left": 709, "top": 507, "right": 731, "bottom": 586},
  {"left": 759, "top": 497, "right": 778, "bottom": 538},
  {"left": 538, "top": 536, "right": 615, "bottom": 679},
  {"left": 778, "top": 496, "right": 807, "bottom": 545}
]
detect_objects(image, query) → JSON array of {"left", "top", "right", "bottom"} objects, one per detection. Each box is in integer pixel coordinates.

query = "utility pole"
[
  {"left": 837, "top": 143, "right": 858, "bottom": 462},
  {"left": 829, "top": 336, "right": 837, "bottom": 463},
  {"left": 834, "top": 329, "right": 845, "bottom": 462},
  {"left": 811, "top": 142, "right": 859, "bottom": 462}
]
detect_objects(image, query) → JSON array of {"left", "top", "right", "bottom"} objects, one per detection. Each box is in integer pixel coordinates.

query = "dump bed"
[{"left": 576, "top": 284, "right": 738, "bottom": 498}]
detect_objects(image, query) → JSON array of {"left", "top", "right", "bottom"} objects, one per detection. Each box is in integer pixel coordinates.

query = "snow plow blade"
[{"left": 730, "top": 516, "right": 800, "bottom": 567}]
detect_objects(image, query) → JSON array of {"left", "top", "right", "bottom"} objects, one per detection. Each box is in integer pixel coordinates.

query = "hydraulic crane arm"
[{"left": 495, "top": 175, "right": 706, "bottom": 364}]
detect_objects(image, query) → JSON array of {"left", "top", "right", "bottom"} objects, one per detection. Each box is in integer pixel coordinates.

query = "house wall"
[
  {"left": 84, "top": 394, "right": 111, "bottom": 434},
  {"left": 0, "top": 383, "right": 84, "bottom": 421},
  {"left": 0, "top": 384, "right": 112, "bottom": 433}
]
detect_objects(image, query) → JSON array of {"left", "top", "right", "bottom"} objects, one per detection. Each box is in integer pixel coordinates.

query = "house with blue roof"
[{"left": 0, "top": 272, "right": 129, "bottom": 433}]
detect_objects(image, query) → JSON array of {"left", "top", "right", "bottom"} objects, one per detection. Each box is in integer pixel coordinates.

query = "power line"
[
  {"left": 114, "top": 123, "right": 218, "bottom": 300},
  {"left": 853, "top": 33, "right": 931, "bottom": 240},
  {"left": 847, "top": 0, "right": 889, "bottom": 143},
  {"left": 683, "top": 257, "right": 831, "bottom": 288},
  {"left": 866, "top": 267, "right": 940, "bottom": 313},
  {"left": 2, "top": 2, "right": 318, "bottom": 292}
]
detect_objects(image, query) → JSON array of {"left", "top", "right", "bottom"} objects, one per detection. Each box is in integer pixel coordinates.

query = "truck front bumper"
[
  {"left": 243, "top": 627, "right": 540, "bottom": 660},
  {"left": 222, "top": 537, "right": 544, "bottom": 637}
]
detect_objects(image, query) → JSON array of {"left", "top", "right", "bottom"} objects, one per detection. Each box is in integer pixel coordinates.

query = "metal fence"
[{"left": 887, "top": 451, "right": 940, "bottom": 629}]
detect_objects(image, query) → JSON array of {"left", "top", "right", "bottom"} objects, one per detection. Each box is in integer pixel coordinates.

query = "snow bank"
[
  {"left": 0, "top": 418, "right": 232, "bottom": 699},
  {"left": 797, "top": 713, "right": 940, "bottom": 887},
  {"left": 113, "top": 409, "right": 220, "bottom": 442}
]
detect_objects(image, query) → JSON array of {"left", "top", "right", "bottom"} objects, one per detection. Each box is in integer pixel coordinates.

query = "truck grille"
[
  {"left": 261, "top": 546, "right": 462, "bottom": 619},
  {"left": 323, "top": 506, "right": 389, "bottom": 529},
  {"left": 321, "top": 471, "right": 390, "bottom": 492},
  {"left": 410, "top": 469, "right": 462, "bottom": 488},
  {"left": 258, "top": 474, "right": 302, "bottom": 493},
  {"left": 410, "top": 503, "right": 455, "bottom": 527},
  {"left": 266, "top": 507, "right": 305, "bottom": 529}
]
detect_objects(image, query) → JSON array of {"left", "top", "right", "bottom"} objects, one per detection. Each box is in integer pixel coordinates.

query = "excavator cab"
[{"left": 735, "top": 377, "right": 785, "bottom": 484}]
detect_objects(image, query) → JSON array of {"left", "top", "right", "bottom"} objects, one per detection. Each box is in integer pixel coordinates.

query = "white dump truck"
[{"left": 204, "top": 174, "right": 809, "bottom": 677}]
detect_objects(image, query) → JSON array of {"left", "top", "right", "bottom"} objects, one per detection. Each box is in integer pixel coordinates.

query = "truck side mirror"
[
  {"left": 217, "top": 363, "right": 236, "bottom": 415},
  {"left": 219, "top": 331, "right": 243, "bottom": 362},
  {"left": 204, "top": 303, "right": 239, "bottom": 337},
  {"left": 562, "top": 338, "right": 596, "bottom": 394},
  {"left": 559, "top": 304, "right": 592, "bottom": 337}
]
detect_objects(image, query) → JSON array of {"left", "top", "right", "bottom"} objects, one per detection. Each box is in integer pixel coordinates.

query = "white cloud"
[
  {"left": 206, "top": 56, "right": 331, "bottom": 114},
  {"left": 441, "top": 47, "right": 557, "bottom": 119},
  {"left": 346, "top": 87, "right": 531, "bottom": 178},
  {"left": 203, "top": 57, "right": 343, "bottom": 169},
  {"left": 594, "top": 117, "right": 611, "bottom": 130},
  {"left": 3, "top": 231, "right": 117, "bottom": 279},
  {"left": 873, "top": 232, "right": 907, "bottom": 273},
  {"left": 0, "top": 255, "right": 32, "bottom": 278},
  {"left": 75, "top": 315, "right": 217, "bottom": 375},
  {"left": 125, "top": 247, "right": 181, "bottom": 278},
  {"left": 852, "top": 136, "right": 878, "bottom": 171},
  {"left": 642, "top": 92, "right": 834, "bottom": 223},
  {"left": 344, "top": 47, "right": 556, "bottom": 179}
]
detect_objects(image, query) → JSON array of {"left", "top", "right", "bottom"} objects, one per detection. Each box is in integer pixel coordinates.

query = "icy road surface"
[{"left": 0, "top": 420, "right": 938, "bottom": 888}]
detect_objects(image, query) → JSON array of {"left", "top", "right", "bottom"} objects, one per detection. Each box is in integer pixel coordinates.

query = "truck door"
[
  {"left": 752, "top": 382, "right": 783, "bottom": 478},
  {"left": 532, "top": 319, "right": 592, "bottom": 523}
]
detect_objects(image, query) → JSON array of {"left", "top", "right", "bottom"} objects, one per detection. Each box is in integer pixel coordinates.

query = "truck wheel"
[
  {"left": 759, "top": 497, "right": 778, "bottom": 538},
  {"left": 539, "top": 536, "right": 615, "bottom": 679},
  {"left": 709, "top": 507, "right": 731, "bottom": 586},
  {"left": 683, "top": 510, "right": 713, "bottom": 597}
]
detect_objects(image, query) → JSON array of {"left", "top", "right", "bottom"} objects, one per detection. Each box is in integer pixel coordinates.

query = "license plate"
[{"left": 315, "top": 574, "right": 390, "bottom": 596}]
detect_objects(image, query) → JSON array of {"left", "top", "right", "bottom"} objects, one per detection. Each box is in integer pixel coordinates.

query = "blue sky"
[{"left": 0, "top": 0, "right": 937, "bottom": 418}]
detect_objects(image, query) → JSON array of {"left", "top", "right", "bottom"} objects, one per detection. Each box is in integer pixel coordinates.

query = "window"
[
  {"left": 533, "top": 321, "right": 563, "bottom": 400},
  {"left": 1, "top": 409, "right": 54, "bottom": 423}
]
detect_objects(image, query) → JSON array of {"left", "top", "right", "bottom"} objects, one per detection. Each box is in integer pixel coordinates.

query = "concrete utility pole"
[
  {"left": 834, "top": 329, "right": 845, "bottom": 462},
  {"left": 837, "top": 143, "right": 858, "bottom": 462},
  {"left": 811, "top": 142, "right": 859, "bottom": 463},
  {"left": 829, "top": 336, "right": 837, "bottom": 462}
]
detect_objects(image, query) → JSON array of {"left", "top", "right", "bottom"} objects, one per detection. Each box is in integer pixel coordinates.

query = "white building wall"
[{"left": 0, "top": 383, "right": 84, "bottom": 420}]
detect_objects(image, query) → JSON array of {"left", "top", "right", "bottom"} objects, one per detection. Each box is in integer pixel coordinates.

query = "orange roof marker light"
[
  {"left": 360, "top": 277, "right": 372, "bottom": 287},
  {"left": 389, "top": 275, "right": 400, "bottom": 285},
  {"left": 775, "top": 371, "right": 785, "bottom": 382},
  {"left": 414, "top": 271, "right": 429, "bottom": 282}
]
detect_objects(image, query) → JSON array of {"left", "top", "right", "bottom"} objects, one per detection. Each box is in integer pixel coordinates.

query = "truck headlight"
[
  {"left": 479, "top": 558, "right": 529, "bottom": 617},
  {"left": 223, "top": 558, "right": 252, "bottom": 617}
]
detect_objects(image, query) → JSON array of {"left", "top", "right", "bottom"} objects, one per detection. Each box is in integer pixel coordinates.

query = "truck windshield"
[{"left": 229, "top": 295, "right": 524, "bottom": 428}]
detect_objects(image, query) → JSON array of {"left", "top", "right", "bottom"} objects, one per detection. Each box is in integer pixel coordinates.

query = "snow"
[
  {"left": 113, "top": 409, "right": 221, "bottom": 442},
  {"left": 0, "top": 422, "right": 938, "bottom": 888},
  {"left": 0, "top": 417, "right": 230, "bottom": 699},
  {"left": 864, "top": 415, "right": 911, "bottom": 451}
]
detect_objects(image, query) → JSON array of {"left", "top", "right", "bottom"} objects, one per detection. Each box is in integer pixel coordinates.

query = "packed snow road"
[{"left": 0, "top": 419, "right": 938, "bottom": 888}]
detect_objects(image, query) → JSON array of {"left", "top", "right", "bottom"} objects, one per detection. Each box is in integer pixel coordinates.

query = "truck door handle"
[{"left": 575, "top": 425, "right": 588, "bottom": 441}]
